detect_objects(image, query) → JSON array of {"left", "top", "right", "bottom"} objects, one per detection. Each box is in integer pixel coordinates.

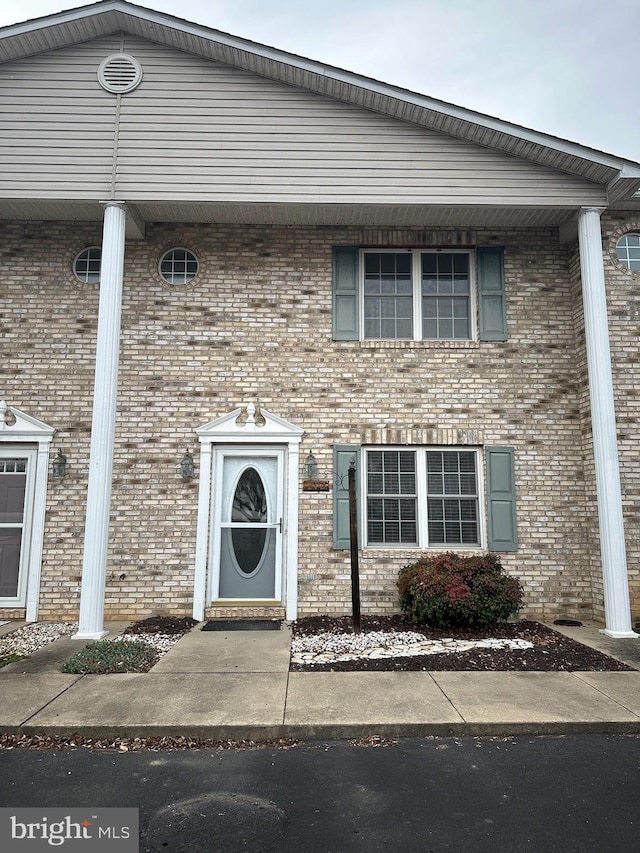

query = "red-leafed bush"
[{"left": 397, "top": 552, "right": 523, "bottom": 629}]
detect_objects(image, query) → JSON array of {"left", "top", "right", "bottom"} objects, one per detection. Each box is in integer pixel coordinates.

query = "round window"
[
  {"left": 159, "top": 248, "right": 199, "bottom": 285},
  {"left": 73, "top": 247, "right": 102, "bottom": 283},
  {"left": 615, "top": 233, "right": 640, "bottom": 272}
]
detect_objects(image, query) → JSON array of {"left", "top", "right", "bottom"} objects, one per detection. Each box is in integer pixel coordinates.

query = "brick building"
[{"left": 1, "top": 1, "right": 639, "bottom": 639}]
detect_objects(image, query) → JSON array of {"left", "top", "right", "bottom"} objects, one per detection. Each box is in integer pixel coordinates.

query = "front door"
[
  {"left": 212, "top": 449, "right": 284, "bottom": 601},
  {"left": 0, "top": 448, "right": 36, "bottom": 606}
]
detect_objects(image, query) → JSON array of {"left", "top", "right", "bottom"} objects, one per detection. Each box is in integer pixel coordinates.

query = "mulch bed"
[
  {"left": 124, "top": 616, "right": 198, "bottom": 636},
  {"left": 290, "top": 616, "right": 636, "bottom": 673}
]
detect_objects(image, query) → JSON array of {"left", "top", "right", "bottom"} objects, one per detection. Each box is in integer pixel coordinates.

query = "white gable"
[
  {"left": 196, "top": 404, "right": 304, "bottom": 444},
  {"left": 0, "top": 401, "right": 54, "bottom": 443}
]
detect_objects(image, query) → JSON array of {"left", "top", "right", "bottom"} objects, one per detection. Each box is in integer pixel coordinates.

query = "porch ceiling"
[{"left": 0, "top": 199, "right": 598, "bottom": 230}]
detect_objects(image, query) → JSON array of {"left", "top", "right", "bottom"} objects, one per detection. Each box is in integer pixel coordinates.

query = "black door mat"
[{"left": 201, "top": 619, "right": 282, "bottom": 631}]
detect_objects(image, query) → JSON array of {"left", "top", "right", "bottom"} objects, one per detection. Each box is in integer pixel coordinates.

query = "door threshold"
[{"left": 205, "top": 603, "right": 286, "bottom": 621}]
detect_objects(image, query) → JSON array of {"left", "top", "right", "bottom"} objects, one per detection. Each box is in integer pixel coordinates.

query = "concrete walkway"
[{"left": 1, "top": 621, "right": 640, "bottom": 740}]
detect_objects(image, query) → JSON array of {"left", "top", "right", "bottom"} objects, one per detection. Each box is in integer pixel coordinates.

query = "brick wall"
[{"left": 2, "top": 218, "right": 628, "bottom": 623}]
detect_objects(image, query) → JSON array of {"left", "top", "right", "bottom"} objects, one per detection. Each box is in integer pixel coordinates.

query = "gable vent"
[{"left": 98, "top": 54, "right": 143, "bottom": 94}]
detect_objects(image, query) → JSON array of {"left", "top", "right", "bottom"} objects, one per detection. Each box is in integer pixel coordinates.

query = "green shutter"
[
  {"left": 333, "top": 445, "right": 360, "bottom": 549},
  {"left": 486, "top": 446, "right": 518, "bottom": 551},
  {"left": 478, "top": 246, "right": 507, "bottom": 341},
  {"left": 332, "top": 246, "right": 359, "bottom": 341}
]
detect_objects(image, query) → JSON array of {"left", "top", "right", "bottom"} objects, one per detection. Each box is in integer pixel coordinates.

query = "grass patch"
[
  {"left": 0, "top": 654, "right": 26, "bottom": 669},
  {"left": 61, "top": 639, "right": 160, "bottom": 674}
]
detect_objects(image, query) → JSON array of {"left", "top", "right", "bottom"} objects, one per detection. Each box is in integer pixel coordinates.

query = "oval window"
[{"left": 231, "top": 467, "right": 268, "bottom": 575}]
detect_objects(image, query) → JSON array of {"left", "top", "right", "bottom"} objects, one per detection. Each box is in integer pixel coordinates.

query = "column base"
[
  {"left": 599, "top": 628, "right": 639, "bottom": 639},
  {"left": 71, "top": 629, "right": 108, "bottom": 641}
]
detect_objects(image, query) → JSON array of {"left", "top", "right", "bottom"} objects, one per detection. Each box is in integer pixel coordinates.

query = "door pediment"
[
  {"left": 0, "top": 401, "right": 54, "bottom": 443},
  {"left": 196, "top": 403, "right": 304, "bottom": 445}
]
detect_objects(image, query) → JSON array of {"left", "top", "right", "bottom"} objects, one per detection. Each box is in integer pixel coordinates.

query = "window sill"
[
  {"left": 363, "top": 545, "right": 484, "bottom": 552},
  {"left": 357, "top": 340, "right": 480, "bottom": 350}
]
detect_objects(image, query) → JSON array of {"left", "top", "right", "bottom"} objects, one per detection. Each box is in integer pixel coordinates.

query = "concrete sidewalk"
[{"left": 1, "top": 621, "right": 640, "bottom": 740}]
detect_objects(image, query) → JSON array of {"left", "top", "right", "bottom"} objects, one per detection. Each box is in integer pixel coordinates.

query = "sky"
[{"left": 0, "top": 0, "right": 638, "bottom": 162}]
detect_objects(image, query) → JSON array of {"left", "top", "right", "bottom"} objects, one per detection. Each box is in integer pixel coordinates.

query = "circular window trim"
[
  {"left": 72, "top": 246, "right": 102, "bottom": 284},
  {"left": 609, "top": 221, "right": 640, "bottom": 277},
  {"left": 98, "top": 54, "right": 143, "bottom": 94},
  {"left": 158, "top": 247, "right": 200, "bottom": 286}
]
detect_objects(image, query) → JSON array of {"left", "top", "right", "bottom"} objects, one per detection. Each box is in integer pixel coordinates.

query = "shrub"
[
  {"left": 397, "top": 552, "right": 523, "bottom": 630},
  {"left": 61, "top": 639, "right": 160, "bottom": 674}
]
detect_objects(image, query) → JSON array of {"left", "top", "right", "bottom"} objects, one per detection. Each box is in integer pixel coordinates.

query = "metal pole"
[{"left": 348, "top": 457, "right": 361, "bottom": 634}]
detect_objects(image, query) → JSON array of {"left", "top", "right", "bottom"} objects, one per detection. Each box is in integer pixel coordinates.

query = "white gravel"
[
  {"left": 115, "top": 632, "right": 184, "bottom": 654},
  {"left": 0, "top": 622, "right": 77, "bottom": 658},
  {"left": 291, "top": 630, "right": 533, "bottom": 664}
]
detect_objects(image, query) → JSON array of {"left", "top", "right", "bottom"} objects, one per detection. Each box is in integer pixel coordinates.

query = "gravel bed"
[
  {"left": 291, "top": 630, "right": 534, "bottom": 664},
  {"left": 0, "top": 621, "right": 188, "bottom": 666},
  {"left": 112, "top": 632, "right": 183, "bottom": 654},
  {"left": 290, "top": 616, "right": 636, "bottom": 672},
  {"left": 0, "top": 622, "right": 77, "bottom": 660}
]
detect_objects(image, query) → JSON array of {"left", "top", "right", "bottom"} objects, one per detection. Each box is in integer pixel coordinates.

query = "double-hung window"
[
  {"left": 363, "top": 250, "right": 473, "bottom": 341},
  {"left": 332, "top": 245, "right": 506, "bottom": 342},
  {"left": 365, "top": 448, "right": 481, "bottom": 547}
]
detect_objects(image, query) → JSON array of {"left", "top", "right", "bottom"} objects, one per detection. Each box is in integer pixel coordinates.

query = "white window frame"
[
  {"left": 362, "top": 446, "right": 486, "bottom": 549},
  {"left": 359, "top": 248, "right": 477, "bottom": 341}
]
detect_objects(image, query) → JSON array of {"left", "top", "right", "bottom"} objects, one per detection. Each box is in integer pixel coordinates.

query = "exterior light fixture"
[
  {"left": 304, "top": 451, "right": 318, "bottom": 479},
  {"left": 180, "top": 449, "right": 195, "bottom": 478},
  {"left": 52, "top": 448, "right": 67, "bottom": 478}
]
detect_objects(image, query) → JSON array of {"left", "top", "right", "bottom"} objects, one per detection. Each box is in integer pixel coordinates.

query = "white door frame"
[
  {"left": 0, "top": 402, "right": 54, "bottom": 621},
  {"left": 192, "top": 404, "right": 303, "bottom": 621}
]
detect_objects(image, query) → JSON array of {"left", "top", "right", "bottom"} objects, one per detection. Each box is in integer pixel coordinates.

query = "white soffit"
[
  {"left": 0, "top": 199, "right": 596, "bottom": 228},
  {"left": 1, "top": 1, "right": 639, "bottom": 193}
]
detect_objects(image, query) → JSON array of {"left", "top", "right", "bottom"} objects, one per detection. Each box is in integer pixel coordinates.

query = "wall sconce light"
[
  {"left": 304, "top": 451, "right": 318, "bottom": 479},
  {"left": 180, "top": 449, "right": 195, "bottom": 478},
  {"left": 52, "top": 448, "right": 67, "bottom": 478}
]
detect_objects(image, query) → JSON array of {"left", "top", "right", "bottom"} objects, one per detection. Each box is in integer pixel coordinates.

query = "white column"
[
  {"left": 73, "top": 202, "right": 127, "bottom": 640},
  {"left": 578, "top": 207, "right": 637, "bottom": 638},
  {"left": 285, "top": 442, "right": 300, "bottom": 621}
]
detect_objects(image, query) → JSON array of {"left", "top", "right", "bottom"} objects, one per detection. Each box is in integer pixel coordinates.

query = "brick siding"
[{"left": 2, "top": 217, "right": 638, "bottom": 623}]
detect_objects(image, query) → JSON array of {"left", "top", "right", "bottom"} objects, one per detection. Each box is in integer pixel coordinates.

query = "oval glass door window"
[
  {"left": 232, "top": 468, "right": 267, "bottom": 523},
  {"left": 231, "top": 467, "right": 268, "bottom": 575}
]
